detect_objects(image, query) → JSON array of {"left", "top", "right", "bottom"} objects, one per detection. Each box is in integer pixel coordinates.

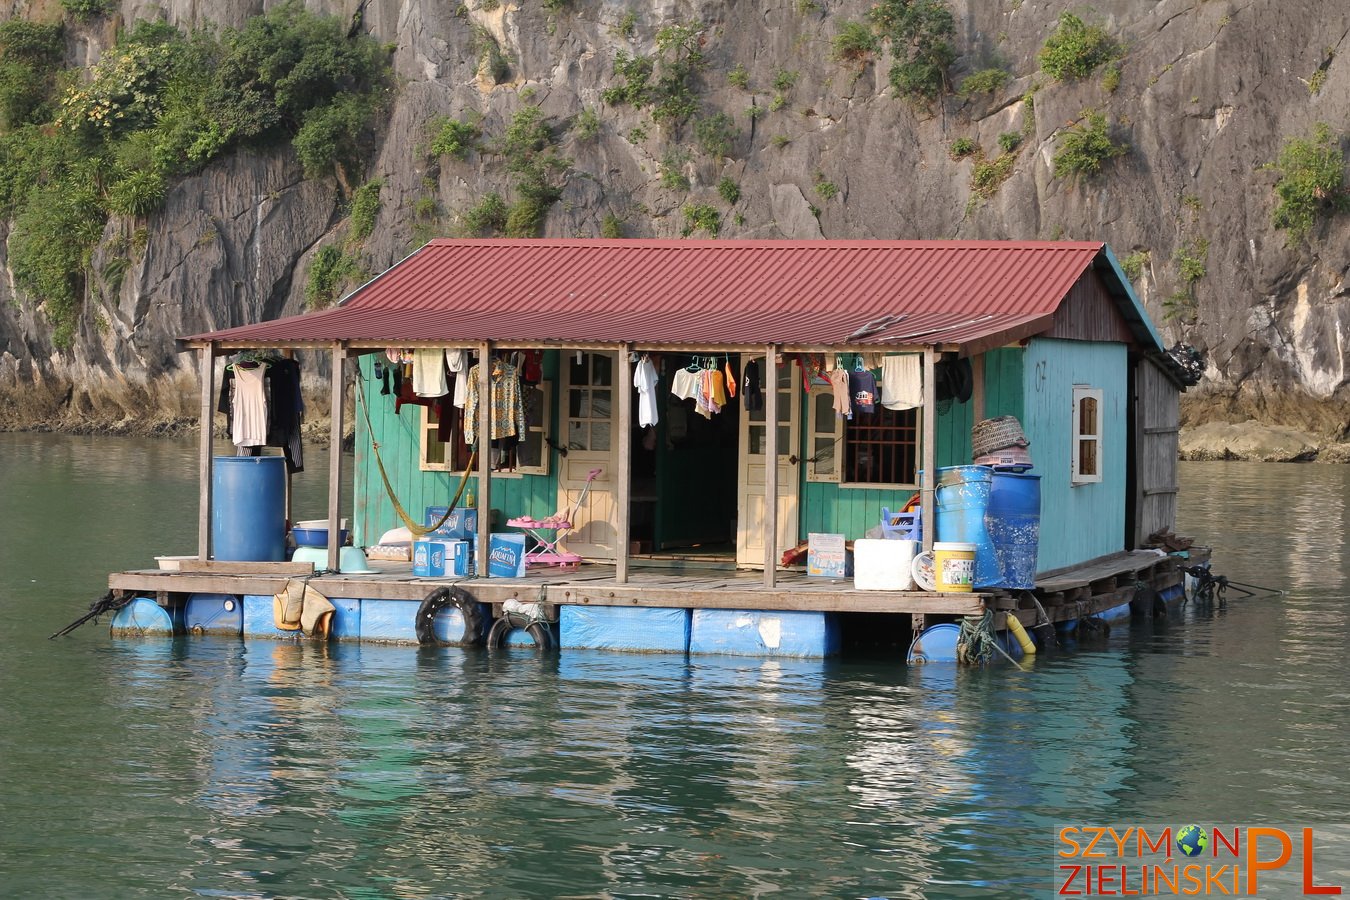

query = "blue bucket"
[
  {"left": 986, "top": 472, "right": 1042, "bottom": 589},
  {"left": 211, "top": 456, "right": 286, "bottom": 561},
  {"left": 931, "top": 465, "right": 1000, "bottom": 589}
]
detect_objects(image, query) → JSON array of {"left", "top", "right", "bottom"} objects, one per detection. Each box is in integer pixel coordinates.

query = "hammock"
[{"left": 356, "top": 370, "right": 476, "bottom": 537}]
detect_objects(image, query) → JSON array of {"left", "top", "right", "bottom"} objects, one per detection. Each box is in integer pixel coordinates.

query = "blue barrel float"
[
  {"left": 933, "top": 465, "right": 1001, "bottom": 589},
  {"left": 985, "top": 472, "right": 1042, "bottom": 589},
  {"left": 211, "top": 456, "right": 286, "bottom": 561}
]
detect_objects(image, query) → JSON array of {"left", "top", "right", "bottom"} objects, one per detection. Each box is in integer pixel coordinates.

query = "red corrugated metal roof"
[{"left": 184, "top": 239, "right": 1111, "bottom": 349}]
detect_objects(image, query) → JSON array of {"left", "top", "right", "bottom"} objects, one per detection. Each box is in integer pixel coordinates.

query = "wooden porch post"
[
  {"left": 476, "top": 342, "right": 492, "bottom": 575},
  {"left": 763, "top": 345, "right": 779, "bottom": 588},
  {"left": 615, "top": 345, "right": 633, "bottom": 584},
  {"left": 197, "top": 342, "right": 216, "bottom": 560},
  {"left": 921, "top": 347, "right": 937, "bottom": 557},
  {"left": 327, "top": 342, "right": 347, "bottom": 573}
]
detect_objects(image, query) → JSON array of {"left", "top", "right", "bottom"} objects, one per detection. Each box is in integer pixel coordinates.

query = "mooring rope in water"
[
  {"left": 1180, "top": 564, "right": 1284, "bottom": 607},
  {"left": 49, "top": 590, "right": 134, "bottom": 639},
  {"left": 957, "top": 611, "right": 1026, "bottom": 670}
]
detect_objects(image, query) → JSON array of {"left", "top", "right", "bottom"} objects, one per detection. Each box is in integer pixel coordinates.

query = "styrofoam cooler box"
[
  {"left": 853, "top": 538, "right": 917, "bottom": 591},
  {"left": 413, "top": 539, "right": 447, "bottom": 577},
  {"left": 424, "top": 506, "right": 478, "bottom": 540}
]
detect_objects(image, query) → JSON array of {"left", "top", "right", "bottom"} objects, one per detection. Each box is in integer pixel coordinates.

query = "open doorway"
[{"left": 628, "top": 355, "right": 739, "bottom": 568}]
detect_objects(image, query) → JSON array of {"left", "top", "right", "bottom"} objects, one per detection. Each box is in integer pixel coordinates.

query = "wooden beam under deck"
[{"left": 109, "top": 565, "right": 986, "bottom": 616}]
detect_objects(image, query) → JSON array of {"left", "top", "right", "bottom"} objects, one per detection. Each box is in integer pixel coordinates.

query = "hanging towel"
[
  {"left": 447, "top": 349, "right": 469, "bottom": 408},
  {"left": 413, "top": 348, "right": 448, "bottom": 397},
  {"left": 881, "top": 355, "right": 923, "bottom": 410},
  {"left": 634, "top": 356, "right": 660, "bottom": 427}
]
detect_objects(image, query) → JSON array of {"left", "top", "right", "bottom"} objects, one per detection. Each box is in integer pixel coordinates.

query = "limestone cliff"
[{"left": 1, "top": 0, "right": 1347, "bottom": 439}]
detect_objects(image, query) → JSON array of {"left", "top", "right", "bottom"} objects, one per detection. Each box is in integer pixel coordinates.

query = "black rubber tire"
[
  {"left": 414, "top": 586, "right": 485, "bottom": 647},
  {"left": 486, "top": 611, "right": 554, "bottom": 651}
]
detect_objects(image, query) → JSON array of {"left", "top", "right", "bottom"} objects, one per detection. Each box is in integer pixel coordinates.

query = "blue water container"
[
  {"left": 932, "top": 465, "right": 1001, "bottom": 589},
  {"left": 211, "top": 456, "right": 286, "bottom": 561},
  {"left": 907, "top": 622, "right": 962, "bottom": 663},
  {"left": 986, "top": 472, "right": 1042, "bottom": 589}
]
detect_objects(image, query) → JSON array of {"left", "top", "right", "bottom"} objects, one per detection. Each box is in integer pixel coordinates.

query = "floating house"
[{"left": 107, "top": 240, "right": 1200, "bottom": 659}]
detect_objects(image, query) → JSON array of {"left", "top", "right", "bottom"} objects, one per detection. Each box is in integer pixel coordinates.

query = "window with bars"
[
  {"left": 806, "top": 387, "right": 920, "bottom": 487},
  {"left": 420, "top": 382, "right": 550, "bottom": 476}
]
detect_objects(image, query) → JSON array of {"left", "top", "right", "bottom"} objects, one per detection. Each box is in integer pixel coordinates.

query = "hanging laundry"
[
  {"left": 464, "top": 359, "right": 525, "bottom": 445},
  {"left": 264, "top": 357, "right": 305, "bottom": 473},
  {"left": 232, "top": 364, "right": 269, "bottom": 447},
  {"left": 828, "top": 367, "right": 851, "bottom": 418},
  {"left": 742, "top": 359, "right": 764, "bottom": 412},
  {"left": 935, "top": 357, "right": 974, "bottom": 403},
  {"left": 694, "top": 368, "right": 716, "bottom": 419},
  {"left": 849, "top": 367, "right": 878, "bottom": 415},
  {"left": 881, "top": 355, "right": 922, "bottom": 410},
  {"left": 670, "top": 366, "right": 701, "bottom": 401},
  {"left": 447, "top": 348, "right": 469, "bottom": 409},
  {"left": 709, "top": 367, "right": 727, "bottom": 407},
  {"left": 861, "top": 351, "right": 885, "bottom": 371},
  {"left": 413, "top": 348, "right": 447, "bottom": 397},
  {"left": 521, "top": 349, "right": 543, "bottom": 385},
  {"left": 218, "top": 355, "right": 305, "bottom": 471},
  {"left": 724, "top": 360, "right": 737, "bottom": 398},
  {"left": 634, "top": 355, "right": 660, "bottom": 427}
]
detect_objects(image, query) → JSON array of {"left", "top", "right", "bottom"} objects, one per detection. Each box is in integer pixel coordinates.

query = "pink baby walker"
[{"left": 506, "top": 467, "right": 603, "bottom": 568}]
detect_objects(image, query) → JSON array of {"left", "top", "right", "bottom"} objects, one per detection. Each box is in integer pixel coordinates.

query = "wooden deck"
[
  {"left": 109, "top": 562, "right": 987, "bottom": 616},
  {"left": 109, "top": 547, "right": 1202, "bottom": 624}
]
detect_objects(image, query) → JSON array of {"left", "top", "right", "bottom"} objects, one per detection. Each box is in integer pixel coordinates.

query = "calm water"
[{"left": 1, "top": 432, "right": 1348, "bottom": 898}]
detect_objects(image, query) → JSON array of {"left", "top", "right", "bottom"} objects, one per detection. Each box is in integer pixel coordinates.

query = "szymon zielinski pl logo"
[{"left": 1056, "top": 825, "right": 1346, "bottom": 896}]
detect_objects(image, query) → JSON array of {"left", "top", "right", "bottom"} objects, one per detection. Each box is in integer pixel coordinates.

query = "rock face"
[{"left": 2, "top": 0, "right": 1349, "bottom": 437}]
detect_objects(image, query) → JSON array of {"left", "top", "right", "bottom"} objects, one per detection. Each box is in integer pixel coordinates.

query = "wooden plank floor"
[{"left": 109, "top": 562, "right": 988, "bottom": 616}]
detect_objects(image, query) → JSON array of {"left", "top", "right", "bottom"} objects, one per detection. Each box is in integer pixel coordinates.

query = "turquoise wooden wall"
[
  {"left": 1020, "top": 338, "right": 1127, "bottom": 572},
  {"left": 353, "top": 347, "right": 1039, "bottom": 551},
  {"left": 352, "top": 354, "right": 559, "bottom": 546},
  {"left": 798, "top": 348, "right": 1024, "bottom": 540}
]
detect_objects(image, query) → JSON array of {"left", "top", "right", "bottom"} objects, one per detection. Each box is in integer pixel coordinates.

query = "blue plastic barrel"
[
  {"left": 932, "top": 465, "right": 1001, "bottom": 589},
  {"left": 985, "top": 472, "right": 1042, "bottom": 589},
  {"left": 212, "top": 456, "right": 286, "bottom": 561},
  {"left": 907, "top": 622, "right": 962, "bottom": 663}
]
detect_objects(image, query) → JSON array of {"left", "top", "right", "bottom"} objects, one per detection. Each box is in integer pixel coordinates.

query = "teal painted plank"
[{"left": 1020, "top": 338, "right": 1127, "bottom": 571}]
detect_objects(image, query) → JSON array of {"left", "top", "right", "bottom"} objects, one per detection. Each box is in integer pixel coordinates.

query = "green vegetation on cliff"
[{"left": 0, "top": 3, "right": 391, "bottom": 346}]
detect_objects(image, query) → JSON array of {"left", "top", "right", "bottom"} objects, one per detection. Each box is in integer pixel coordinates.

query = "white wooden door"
[
  {"left": 736, "top": 355, "right": 801, "bottom": 568},
  {"left": 558, "top": 351, "right": 618, "bottom": 560}
]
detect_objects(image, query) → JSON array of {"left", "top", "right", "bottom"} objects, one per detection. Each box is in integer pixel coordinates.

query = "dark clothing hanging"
[
  {"left": 217, "top": 356, "right": 306, "bottom": 473},
  {"left": 742, "top": 360, "right": 764, "bottom": 412}
]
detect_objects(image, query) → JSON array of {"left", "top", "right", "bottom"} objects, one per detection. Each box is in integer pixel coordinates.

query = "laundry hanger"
[{"left": 228, "top": 350, "right": 267, "bottom": 371}]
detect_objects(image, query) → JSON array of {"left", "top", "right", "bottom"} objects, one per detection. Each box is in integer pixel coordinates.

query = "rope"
[
  {"left": 956, "top": 611, "right": 1026, "bottom": 670},
  {"left": 355, "top": 366, "right": 476, "bottom": 536},
  {"left": 49, "top": 590, "right": 134, "bottom": 639}
]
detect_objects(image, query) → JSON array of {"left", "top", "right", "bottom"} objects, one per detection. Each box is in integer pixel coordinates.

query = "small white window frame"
[{"left": 1071, "top": 385, "right": 1104, "bottom": 485}]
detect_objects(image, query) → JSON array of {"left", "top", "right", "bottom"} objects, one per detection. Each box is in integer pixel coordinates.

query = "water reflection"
[{"left": 5, "top": 440, "right": 1350, "bottom": 895}]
